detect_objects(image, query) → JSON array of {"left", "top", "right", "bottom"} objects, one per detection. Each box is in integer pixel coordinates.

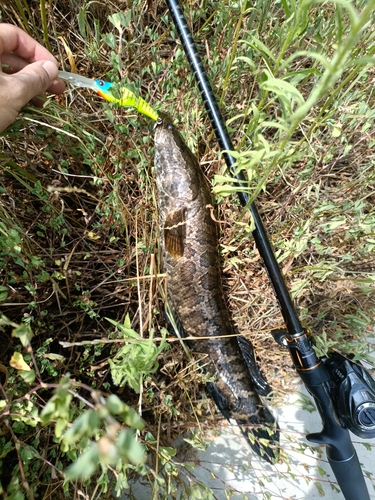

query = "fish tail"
[
  {"left": 207, "top": 381, "right": 280, "bottom": 463},
  {"left": 238, "top": 409, "right": 280, "bottom": 464}
]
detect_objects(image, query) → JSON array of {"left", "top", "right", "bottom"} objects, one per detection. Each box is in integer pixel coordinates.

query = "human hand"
[{"left": 0, "top": 23, "right": 65, "bottom": 133}]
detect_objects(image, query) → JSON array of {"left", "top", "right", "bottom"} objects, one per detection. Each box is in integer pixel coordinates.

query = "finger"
[
  {"left": 1, "top": 52, "right": 65, "bottom": 95},
  {"left": 47, "top": 79, "right": 65, "bottom": 94},
  {"left": 0, "top": 61, "right": 56, "bottom": 103},
  {"left": 0, "top": 60, "right": 61, "bottom": 132},
  {"left": 9, "top": 60, "right": 60, "bottom": 103},
  {"left": 1, "top": 52, "right": 30, "bottom": 73},
  {"left": 0, "top": 23, "right": 58, "bottom": 64},
  {"left": 29, "top": 80, "right": 65, "bottom": 107}
]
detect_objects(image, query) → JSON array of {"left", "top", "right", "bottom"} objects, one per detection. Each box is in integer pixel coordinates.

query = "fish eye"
[{"left": 167, "top": 124, "right": 173, "bottom": 130}]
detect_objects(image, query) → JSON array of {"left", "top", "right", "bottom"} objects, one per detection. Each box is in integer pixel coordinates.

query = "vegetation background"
[{"left": 0, "top": 0, "right": 374, "bottom": 498}]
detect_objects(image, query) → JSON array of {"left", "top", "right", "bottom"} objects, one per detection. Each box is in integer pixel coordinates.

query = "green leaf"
[
  {"left": 102, "top": 33, "right": 116, "bottom": 49},
  {"left": 106, "top": 394, "right": 124, "bottom": 414},
  {"left": 64, "top": 443, "right": 100, "bottom": 481},
  {"left": 317, "top": 465, "right": 327, "bottom": 477},
  {"left": 55, "top": 418, "right": 68, "bottom": 439},
  {"left": 30, "top": 256, "right": 44, "bottom": 267},
  {"left": 19, "top": 369, "right": 36, "bottom": 384},
  {"left": 11, "top": 323, "right": 33, "bottom": 347},
  {"left": 107, "top": 321, "right": 169, "bottom": 393},
  {"left": 106, "top": 395, "right": 145, "bottom": 430},
  {"left": 77, "top": 7, "right": 87, "bottom": 39},
  {"left": 361, "top": 442, "right": 372, "bottom": 451},
  {"left": 10, "top": 352, "right": 30, "bottom": 371},
  {"left": 40, "top": 399, "right": 57, "bottom": 424},
  {"left": 41, "top": 388, "right": 73, "bottom": 424},
  {"left": 233, "top": 55, "right": 256, "bottom": 72},
  {"left": 0, "top": 286, "right": 8, "bottom": 302},
  {"left": 144, "top": 432, "right": 157, "bottom": 444},
  {"left": 63, "top": 410, "right": 100, "bottom": 445},
  {"left": 212, "top": 184, "right": 245, "bottom": 197},
  {"left": 319, "top": 216, "right": 346, "bottom": 231},
  {"left": 6, "top": 489, "right": 25, "bottom": 500},
  {"left": 116, "top": 429, "right": 145, "bottom": 465},
  {"left": 314, "top": 481, "right": 325, "bottom": 497},
  {"left": 20, "top": 445, "right": 37, "bottom": 463},
  {"left": 261, "top": 77, "right": 305, "bottom": 106},
  {"left": 159, "top": 446, "right": 177, "bottom": 465},
  {"left": 331, "top": 123, "right": 342, "bottom": 137},
  {"left": 114, "top": 472, "right": 129, "bottom": 491},
  {"left": 184, "top": 431, "right": 209, "bottom": 451},
  {"left": 241, "top": 37, "right": 276, "bottom": 64},
  {"left": 213, "top": 174, "right": 237, "bottom": 184},
  {"left": 108, "top": 11, "right": 131, "bottom": 31},
  {"left": 43, "top": 353, "right": 65, "bottom": 361},
  {"left": 106, "top": 315, "right": 138, "bottom": 339}
]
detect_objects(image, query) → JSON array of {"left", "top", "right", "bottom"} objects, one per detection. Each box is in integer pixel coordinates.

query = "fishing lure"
[{"left": 58, "top": 71, "right": 159, "bottom": 121}]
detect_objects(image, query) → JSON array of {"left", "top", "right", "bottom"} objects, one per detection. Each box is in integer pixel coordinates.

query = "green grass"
[{"left": 0, "top": 0, "right": 374, "bottom": 498}]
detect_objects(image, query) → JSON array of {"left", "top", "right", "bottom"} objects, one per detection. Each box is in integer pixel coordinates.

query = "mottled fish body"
[{"left": 154, "top": 113, "right": 279, "bottom": 462}]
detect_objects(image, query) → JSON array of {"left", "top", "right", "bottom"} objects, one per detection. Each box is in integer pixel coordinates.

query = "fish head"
[
  {"left": 154, "top": 112, "right": 184, "bottom": 153},
  {"left": 154, "top": 112, "right": 201, "bottom": 204}
]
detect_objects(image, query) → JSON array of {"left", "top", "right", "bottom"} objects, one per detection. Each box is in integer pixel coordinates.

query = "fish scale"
[{"left": 154, "top": 112, "right": 280, "bottom": 463}]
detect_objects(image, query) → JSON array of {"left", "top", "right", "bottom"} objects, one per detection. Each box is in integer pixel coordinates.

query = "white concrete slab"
[{"left": 124, "top": 385, "right": 375, "bottom": 499}]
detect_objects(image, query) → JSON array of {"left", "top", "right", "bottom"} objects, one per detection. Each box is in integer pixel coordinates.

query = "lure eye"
[{"left": 98, "top": 80, "right": 105, "bottom": 87}]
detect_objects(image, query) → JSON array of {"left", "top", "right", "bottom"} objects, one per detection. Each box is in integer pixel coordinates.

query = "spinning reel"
[
  {"left": 324, "top": 352, "right": 375, "bottom": 439},
  {"left": 274, "top": 328, "right": 375, "bottom": 439}
]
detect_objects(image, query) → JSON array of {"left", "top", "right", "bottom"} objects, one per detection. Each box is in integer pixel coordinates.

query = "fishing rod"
[{"left": 165, "top": 1, "right": 375, "bottom": 498}]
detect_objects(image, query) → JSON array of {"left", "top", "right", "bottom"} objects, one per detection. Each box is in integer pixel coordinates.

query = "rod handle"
[{"left": 328, "top": 452, "right": 370, "bottom": 500}]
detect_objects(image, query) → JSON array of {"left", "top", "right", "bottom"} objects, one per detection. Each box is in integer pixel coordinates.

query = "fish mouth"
[
  {"left": 153, "top": 116, "right": 163, "bottom": 131},
  {"left": 153, "top": 112, "right": 174, "bottom": 130}
]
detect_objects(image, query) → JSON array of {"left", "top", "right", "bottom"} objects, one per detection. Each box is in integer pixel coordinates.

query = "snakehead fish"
[{"left": 154, "top": 113, "right": 279, "bottom": 463}]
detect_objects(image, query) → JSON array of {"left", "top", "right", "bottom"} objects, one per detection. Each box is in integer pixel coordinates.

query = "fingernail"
[{"left": 42, "top": 61, "right": 58, "bottom": 81}]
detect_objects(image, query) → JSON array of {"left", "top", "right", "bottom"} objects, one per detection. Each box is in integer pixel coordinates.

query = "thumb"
[
  {"left": 12, "top": 60, "right": 59, "bottom": 106},
  {"left": 0, "top": 60, "right": 58, "bottom": 132}
]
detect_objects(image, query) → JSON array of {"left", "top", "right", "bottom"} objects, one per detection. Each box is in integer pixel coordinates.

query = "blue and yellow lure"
[{"left": 58, "top": 71, "right": 158, "bottom": 121}]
